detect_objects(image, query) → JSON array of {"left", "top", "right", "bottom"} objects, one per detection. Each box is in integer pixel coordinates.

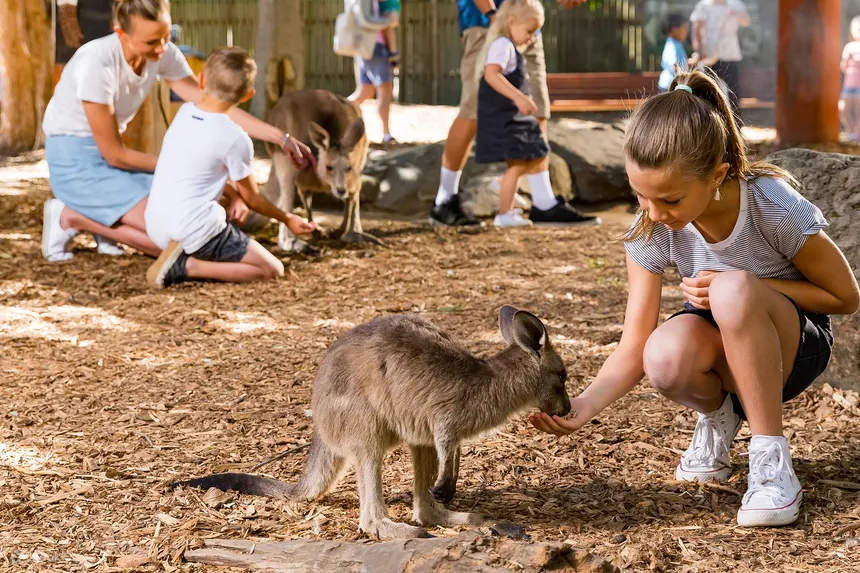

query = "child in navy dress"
[{"left": 475, "top": 0, "right": 549, "bottom": 228}]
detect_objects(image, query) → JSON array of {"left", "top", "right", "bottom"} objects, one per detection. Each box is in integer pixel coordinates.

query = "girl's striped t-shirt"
[{"left": 624, "top": 177, "right": 828, "bottom": 280}]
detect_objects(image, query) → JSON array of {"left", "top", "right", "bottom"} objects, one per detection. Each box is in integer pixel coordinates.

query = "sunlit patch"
[
  {"left": 550, "top": 265, "right": 578, "bottom": 274},
  {"left": 0, "top": 304, "right": 133, "bottom": 343},
  {"left": 0, "top": 159, "right": 49, "bottom": 184},
  {"left": 211, "top": 311, "right": 279, "bottom": 334},
  {"left": 0, "top": 233, "right": 32, "bottom": 241},
  {"left": 313, "top": 318, "right": 357, "bottom": 330},
  {"left": 0, "top": 442, "right": 54, "bottom": 471}
]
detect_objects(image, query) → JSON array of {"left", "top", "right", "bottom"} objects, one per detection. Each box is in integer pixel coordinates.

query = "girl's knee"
[
  {"left": 643, "top": 333, "right": 691, "bottom": 393},
  {"left": 709, "top": 271, "right": 761, "bottom": 327}
]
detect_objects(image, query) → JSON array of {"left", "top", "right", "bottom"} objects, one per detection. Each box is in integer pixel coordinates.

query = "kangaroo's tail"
[{"left": 172, "top": 431, "right": 344, "bottom": 500}]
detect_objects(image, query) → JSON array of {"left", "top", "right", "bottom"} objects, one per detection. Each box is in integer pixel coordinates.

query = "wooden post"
[{"left": 776, "top": 0, "right": 841, "bottom": 145}]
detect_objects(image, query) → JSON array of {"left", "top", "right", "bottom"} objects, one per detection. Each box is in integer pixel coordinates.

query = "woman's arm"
[
  {"left": 765, "top": 231, "right": 860, "bottom": 315},
  {"left": 82, "top": 101, "right": 158, "bottom": 172},
  {"left": 168, "top": 75, "right": 314, "bottom": 168},
  {"left": 530, "top": 254, "right": 663, "bottom": 435}
]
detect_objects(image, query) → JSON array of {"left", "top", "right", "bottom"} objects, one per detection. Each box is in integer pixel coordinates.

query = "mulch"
[{"left": 1, "top": 158, "right": 859, "bottom": 573}]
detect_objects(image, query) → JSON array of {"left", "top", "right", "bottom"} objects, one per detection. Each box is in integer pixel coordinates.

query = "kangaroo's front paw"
[
  {"left": 429, "top": 483, "right": 455, "bottom": 505},
  {"left": 339, "top": 231, "right": 384, "bottom": 246},
  {"left": 278, "top": 238, "right": 321, "bottom": 256}
]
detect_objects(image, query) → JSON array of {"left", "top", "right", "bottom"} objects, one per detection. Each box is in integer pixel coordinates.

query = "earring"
[{"left": 714, "top": 185, "right": 722, "bottom": 201}]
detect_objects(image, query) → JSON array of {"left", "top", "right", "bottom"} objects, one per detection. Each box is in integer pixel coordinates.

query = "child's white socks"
[
  {"left": 526, "top": 171, "right": 558, "bottom": 211},
  {"left": 435, "top": 167, "right": 462, "bottom": 206}
]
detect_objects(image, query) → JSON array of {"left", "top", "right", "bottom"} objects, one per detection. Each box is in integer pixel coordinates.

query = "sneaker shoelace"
[
  {"left": 685, "top": 407, "right": 733, "bottom": 467},
  {"left": 744, "top": 442, "right": 792, "bottom": 505}
]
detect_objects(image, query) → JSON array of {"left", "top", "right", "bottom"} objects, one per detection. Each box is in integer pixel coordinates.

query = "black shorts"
[
  {"left": 190, "top": 222, "right": 250, "bottom": 263},
  {"left": 669, "top": 296, "right": 833, "bottom": 420}
]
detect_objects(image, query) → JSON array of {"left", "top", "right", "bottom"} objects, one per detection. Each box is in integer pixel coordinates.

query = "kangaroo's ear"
[
  {"left": 499, "top": 305, "right": 519, "bottom": 344},
  {"left": 341, "top": 117, "right": 365, "bottom": 149},
  {"left": 511, "top": 310, "right": 547, "bottom": 355},
  {"left": 308, "top": 121, "right": 330, "bottom": 150}
]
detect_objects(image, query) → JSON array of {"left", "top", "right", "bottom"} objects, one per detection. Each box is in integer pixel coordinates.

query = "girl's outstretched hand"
[
  {"left": 286, "top": 214, "right": 317, "bottom": 235},
  {"left": 529, "top": 396, "right": 591, "bottom": 436}
]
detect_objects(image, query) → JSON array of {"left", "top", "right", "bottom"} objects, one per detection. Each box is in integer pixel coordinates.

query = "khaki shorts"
[{"left": 457, "top": 28, "right": 550, "bottom": 120}]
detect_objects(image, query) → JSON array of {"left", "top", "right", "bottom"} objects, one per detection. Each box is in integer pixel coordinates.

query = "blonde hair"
[
  {"left": 623, "top": 68, "right": 796, "bottom": 242},
  {"left": 476, "top": 0, "right": 544, "bottom": 81},
  {"left": 113, "top": 0, "right": 170, "bottom": 32},
  {"left": 489, "top": 0, "right": 544, "bottom": 40},
  {"left": 203, "top": 47, "right": 257, "bottom": 105}
]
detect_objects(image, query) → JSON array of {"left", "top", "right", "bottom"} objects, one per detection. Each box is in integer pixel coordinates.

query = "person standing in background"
[
  {"left": 54, "top": 0, "right": 114, "bottom": 85},
  {"left": 689, "top": 0, "right": 750, "bottom": 115}
]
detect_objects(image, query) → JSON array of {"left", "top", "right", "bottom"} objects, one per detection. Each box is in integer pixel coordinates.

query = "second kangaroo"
[{"left": 176, "top": 306, "right": 571, "bottom": 539}]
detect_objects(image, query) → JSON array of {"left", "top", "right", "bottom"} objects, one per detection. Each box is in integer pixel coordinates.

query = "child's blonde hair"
[
  {"left": 113, "top": 0, "right": 169, "bottom": 32},
  {"left": 476, "top": 0, "right": 545, "bottom": 82},
  {"left": 489, "top": 0, "right": 545, "bottom": 40},
  {"left": 623, "top": 68, "right": 795, "bottom": 242},
  {"left": 203, "top": 47, "right": 257, "bottom": 105}
]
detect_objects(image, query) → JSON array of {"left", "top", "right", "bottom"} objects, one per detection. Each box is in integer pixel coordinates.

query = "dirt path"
[{"left": 1, "top": 152, "right": 859, "bottom": 572}]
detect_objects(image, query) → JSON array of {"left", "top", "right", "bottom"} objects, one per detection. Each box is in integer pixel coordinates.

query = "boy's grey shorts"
[
  {"left": 191, "top": 222, "right": 250, "bottom": 263},
  {"left": 669, "top": 295, "right": 833, "bottom": 421}
]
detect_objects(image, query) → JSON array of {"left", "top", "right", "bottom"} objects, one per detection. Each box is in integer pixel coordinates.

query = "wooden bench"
[
  {"left": 547, "top": 72, "right": 659, "bottom": 112},
  {"left": 547, "top": 71, "right": 775, "bottom": 112}
]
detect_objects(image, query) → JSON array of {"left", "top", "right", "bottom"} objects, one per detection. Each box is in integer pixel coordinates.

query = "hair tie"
[{"left": 674, "top": 84, "right": 693, "bottom": 94}]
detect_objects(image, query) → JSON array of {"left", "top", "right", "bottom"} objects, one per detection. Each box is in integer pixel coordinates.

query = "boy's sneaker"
[
  {"left": 493, "top": 208, "right": 533, "bottom": 228},
  {"left": 95, "top": 235, "right": 125, "bottom": 256},
  {"left": 737, "top": 436, "right": 802, "bottom": 527},
  {"left": 430, "top": 194, "right": 479, "bottom": 227},
  {"left": 146, "top": 241, "right": 188, "bottom": 288},
  {"left": 529, "top": 197, "right": 601, "bottom": 226},
  {"left": 42, "top": 198, "right": 79, "bottom": 262},
  {"left": 675, "top": 393, "right": 741, "bottom": 482}
]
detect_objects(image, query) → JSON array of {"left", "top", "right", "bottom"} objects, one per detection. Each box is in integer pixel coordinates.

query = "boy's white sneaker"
[
  {"left": 95, "top": 234, "right": 125, "bottom": 256},
  {"left": 737, "top": 436, "right": 802, "bottom": 527},
  {"left": 493, "top": 208, "right": 533, "bottom": 228},
  {"left": 42, "top": 198, "right": 78, "bottom": 262},
  {"left": 675, "top": 393, "right": 741, "bottom": 482}
]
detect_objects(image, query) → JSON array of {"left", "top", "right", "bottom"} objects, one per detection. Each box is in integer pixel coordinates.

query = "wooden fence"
[{"left": 169, "top": 0, "right": 778, "bottom": 105}]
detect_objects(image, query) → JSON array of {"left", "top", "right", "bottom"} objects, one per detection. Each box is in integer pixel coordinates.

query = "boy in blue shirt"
[{"left": 658, "top": 13, "right": 689, "bottom": 92}]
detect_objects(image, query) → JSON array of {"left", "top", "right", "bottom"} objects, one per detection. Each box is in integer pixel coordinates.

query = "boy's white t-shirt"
[
  {"left": 145, "top": 103, "right": 254, "bottom": 254},
  {"left": 43, "top": 33, "right": 192, "bottom": 136},
  {"left": 485, "top": 37, "right": 517, "bottom": 74}
]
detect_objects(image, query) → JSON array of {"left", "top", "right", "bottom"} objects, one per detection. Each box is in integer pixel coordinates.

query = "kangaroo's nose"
[{"left": 335, "top": 187, "right": 347, "bottom": 197}]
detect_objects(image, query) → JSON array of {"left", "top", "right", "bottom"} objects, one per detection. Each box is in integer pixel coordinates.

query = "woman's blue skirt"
[{"left": 45, "top": 135, "right": 153, "bottom": 226}]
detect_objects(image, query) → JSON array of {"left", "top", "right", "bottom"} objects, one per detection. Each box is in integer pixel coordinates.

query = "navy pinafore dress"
[{"left": 475, "top": 37, "right": 549, "bottom": 164}]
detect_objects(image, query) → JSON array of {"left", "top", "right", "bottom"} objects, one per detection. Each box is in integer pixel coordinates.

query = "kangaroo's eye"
[
  {"left": 326, "top": 165, "right": 334, "bottom": 172},
  {"left": 345, "top": 166, "right": 353, "bottom": 172}
]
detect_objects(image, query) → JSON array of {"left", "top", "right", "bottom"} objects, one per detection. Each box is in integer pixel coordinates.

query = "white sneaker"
[
  {"left": 737, "top": 436, "right": 802, "bottom": 527},
  {"left": 42, "top": 199, "right": 78, "bottom": 262},
  {"left": 493, "top": 208, "right": 533, "bottom": 228},
  {"left": 94, "top": 235, "right": 125, "bottom": 256},
  {"left": 675, "top": 394, "right": 741, "bottom": 482}
]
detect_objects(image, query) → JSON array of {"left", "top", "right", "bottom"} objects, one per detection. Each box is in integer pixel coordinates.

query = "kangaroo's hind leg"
[
  {"left": 410, "top": 445, "right": 484, "bottom": 528},
  {"left": 354, "top": 450, "right": 429, "bottom": 539}
]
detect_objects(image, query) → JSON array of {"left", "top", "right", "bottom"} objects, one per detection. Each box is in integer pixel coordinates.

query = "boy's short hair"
[
  {"left": 663, "top": 13, "right": 685, "bottom": 35},
  {"left": 203, "top": 47, "right": 257, "bottom": 105}
]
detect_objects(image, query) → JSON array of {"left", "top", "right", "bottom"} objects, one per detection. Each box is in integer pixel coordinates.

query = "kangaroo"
[
  {"left": 174, "top": 306, "right": 571, "bottom": 539},
  {"left": 245, "top": 88, "right": 379, "bottom": 254}
]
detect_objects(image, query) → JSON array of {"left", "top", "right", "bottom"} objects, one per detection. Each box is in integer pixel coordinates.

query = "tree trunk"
[
  {"left": 0, "top": 0, "right": 53, "bottom": 154},
  {"left": 251, "top": 0, "right": 275, "bottom": 118},
  {"left": 776, "top": 0, "right": 841, "bottom": 144}
]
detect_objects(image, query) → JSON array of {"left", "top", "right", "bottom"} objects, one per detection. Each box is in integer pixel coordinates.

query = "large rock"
[
  {"left": 548, "top": 117, "right": 632, "bottom": 204},
  {"left": 765, "top": 148, "right": 860, "bottom": 392},
  {"left": 361, "top": 143, "right": 573, "bottom": 218}
]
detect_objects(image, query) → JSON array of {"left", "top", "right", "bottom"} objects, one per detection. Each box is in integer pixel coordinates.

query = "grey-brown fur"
[
  {"left": 175, "top": 306, "right": 571, "bottom": 539},
  {"left": 245, "top": 89, "right": 378, "bottom": 253}
]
